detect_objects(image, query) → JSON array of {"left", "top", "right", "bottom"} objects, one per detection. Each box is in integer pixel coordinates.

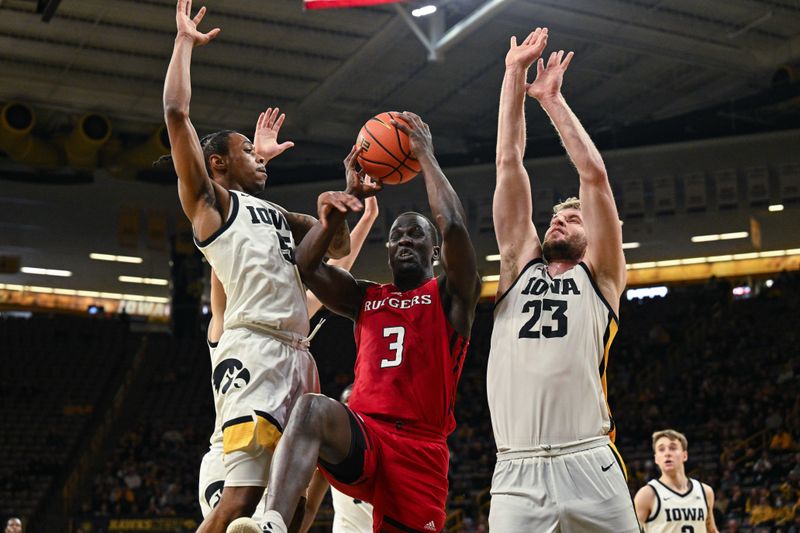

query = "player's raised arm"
[
  {"left": 494, "top": 28, "right": 549, "bottom": 296},
  {"left": 163, "top": 0, "right": 224, "bottom": 241},
  {"left": 294, "top": 147, "right": 381, "bottom": 320},
  {"left": 306, "top": 192, "right": 379, "bottom": 317},
  {"left": 393, "top": 112, "right": 481, "bottom": 337},
  {"left": 529, "top": 50, "right": 626, "bottom": 309}
]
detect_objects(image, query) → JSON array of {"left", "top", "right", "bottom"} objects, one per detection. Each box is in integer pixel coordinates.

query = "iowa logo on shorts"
[
  {"left": 204, "top": 480, "right": 224, "bottom": 509},
  {"left": 213, "top": 358, "right": 251, "bottom": 395}
]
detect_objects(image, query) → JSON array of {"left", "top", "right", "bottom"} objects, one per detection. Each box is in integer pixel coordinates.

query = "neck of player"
[
  {"left": 393, "top": 267, "right": 433, "bottom": 292},
  {"left": 661, "top": 470, "right": 689, "bottom": 493}
]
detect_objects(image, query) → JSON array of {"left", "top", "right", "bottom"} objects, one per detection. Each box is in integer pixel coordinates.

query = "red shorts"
[{"left": 318, "top": 407, "right": 449, "bottom": 533}]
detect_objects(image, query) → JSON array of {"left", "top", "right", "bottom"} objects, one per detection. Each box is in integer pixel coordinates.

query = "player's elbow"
[
  {"left": 163, "top": 101, "right": 189, "bottom": 123},
  {"left": 495, "top": 148, "right": 523, "bottom": 167},
  {"left": 578, "top": 165, "right": 608, "bottom": 186}
]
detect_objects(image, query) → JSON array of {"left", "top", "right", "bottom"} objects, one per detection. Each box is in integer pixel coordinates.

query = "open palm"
[
  {"left": 528, "top": 50, "right": 574, "bottom": 101},
  {"left": 175, "top": 0, "right": 220, "bottom": 47},
  {"left": 505, "top": 27, "right": 548, "bottom": 70},
  {"left": 254, "top": 107, "right": 294, "bottom": 163}
]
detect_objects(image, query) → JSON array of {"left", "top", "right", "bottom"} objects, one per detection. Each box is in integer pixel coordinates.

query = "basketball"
[{"left": 356, "top": 112, "right": 422, "bottom": 185}]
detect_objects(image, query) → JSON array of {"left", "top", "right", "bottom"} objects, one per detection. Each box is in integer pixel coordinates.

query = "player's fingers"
[
  {"left": 257, "top": 112, "right": 265, "bottom": 130},
  {"left": 523, "top": 28, "right": 539, "bottom": 46},
  {"left": 562, "top": 51, "right": 575, "bottom": 70},
  {"left": 269, "top": 107, "right": 280, "bottom": 125},
  {"left": 510, "top": 36, "right": 517, "bottom": 48},
  {"left": 205, "top": 28, "right": 220, "bottom": 41},
  {"left": 184, "top": 0, "right": 191, "bottom": 17},
  {"left": 547, "top": 51, "right": 557, "bottom": 68},
  {"left": 536, "top": 57, "right": 545, "bottom": 77},
  {"left": 391, "top": 119, "right": 410, "bottom": 134},
  {"left": 274, "top": 113, "right": 286, "bottom": 130},
  {"left": 193, "top": 5, "right": 206, "bottom": 25},
  {"left": 556, "top": 50, "right": 564, "bottom": 64}
]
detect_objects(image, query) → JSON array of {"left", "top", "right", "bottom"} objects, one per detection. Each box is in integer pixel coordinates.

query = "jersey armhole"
[
  {"left": 194, "top": 189, "right": 240, "bottom": 248},
  {"left": 700, "top": 480, "right": 710, "bottom": 513},
  {"left": 494, "top": 258, "right": 544, "bottom": 310},
  {"left": 353, "top": 280, "right": 379, "bottom": 322},
  {"left": 578, "top": 261, "right": 619, "bottom": 324},
  {"left": 646, "top": 484, "right": 661, "bottom": 523}
]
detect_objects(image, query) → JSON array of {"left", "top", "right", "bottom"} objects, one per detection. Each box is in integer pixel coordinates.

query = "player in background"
[
  {"left": 199, "top": 110, "right": 379, "bottom": 524},
  {"left": 487, "top": 27, "right": 639, "bottom": 531},
  {"left": 300, "top": 384, "right": 373, "bottom": 533},
  {"left": 4, "top": 518, "right": 22, "bottom": 533},
  {"left": 635, "top": 430, "right": 719, "bottom": 533},
  {"left": 164, "top": 2, "right": 351, "bottom": 531},
  {"left": 228, "top": 111, "right": 480, "bottom": 533}
]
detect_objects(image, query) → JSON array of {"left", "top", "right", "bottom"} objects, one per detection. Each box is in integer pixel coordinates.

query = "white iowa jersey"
[
  {"left": 488, "top": 259, "right": 618, "bottom": 451},
  {"left": 331, "top": 486, "right": 373, "bottom": 532},
  {"left": 195, "top": 190, "right": 308, "bottom": 336},
  {"left": 644, "top": 478, "right": 709, "bottom": 533}
]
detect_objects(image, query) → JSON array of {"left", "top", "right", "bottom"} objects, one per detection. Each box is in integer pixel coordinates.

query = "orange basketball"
[{"left": 356, "top": 112, "right": 421, "bottom": 185}]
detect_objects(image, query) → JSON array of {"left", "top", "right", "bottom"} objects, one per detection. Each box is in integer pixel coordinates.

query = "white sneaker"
[{"left": 226, "top": 517, "right": 262, "bottom": 533}]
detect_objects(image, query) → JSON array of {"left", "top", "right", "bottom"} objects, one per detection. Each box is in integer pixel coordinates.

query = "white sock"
[{"left": 261, "top": 510, "right": 288, "bottom": 533}]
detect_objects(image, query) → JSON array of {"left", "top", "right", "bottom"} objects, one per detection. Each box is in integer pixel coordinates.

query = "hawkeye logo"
[
  {"left": 204, "top": 480, "right": 224, "bottom": 509},
  {"left": 212, "top": 358, "right": 251, "bottom": 395}
]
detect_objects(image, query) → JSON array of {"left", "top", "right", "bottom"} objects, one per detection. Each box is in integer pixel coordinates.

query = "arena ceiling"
[{"left": 1, "top": 0, "right": 799, "bottom": 175}]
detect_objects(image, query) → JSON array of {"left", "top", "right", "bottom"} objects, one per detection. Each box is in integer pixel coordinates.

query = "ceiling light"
[
  {"left": 90, "top": 253, "right": 143, "bottom": 264},
  {"left": 691, "top": 234, "right": 720, "bottom": 243},
  {"left": 707, "top": 254, "right": 733, "bottom": 262},
  {"left": 768, "top": 204, "right": 784, "bottom": 212},
  {"left": 486, "top": 254, "right": 501, "bottom": 261},
  {"left": 412, "top": 5, "right": 437, "bottom": 17},
  {"left": 622, "top": 242, "right": 641, "bottom": 250},
  {"left": 482, "top": 274, "right": 500, "bottom": 282},
  {"left": 720, "top": 232, "right": 748, "bottom": 240},
  {"left": 680, "top": 257, "right": 707, "bottom": 265},
  {"left": 0, "top": 283, "right": 168, "bottom": 304},
  {"left": 21, "top": 267, "right": 72, "bottom": 277},
  {"left": 118, "top": 276, "right": 168, "bottom": 286}
]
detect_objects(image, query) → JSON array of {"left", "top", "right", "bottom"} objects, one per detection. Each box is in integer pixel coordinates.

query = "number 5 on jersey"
[{"left": 381, "top": 326, "right": 405, "bottom": 368}]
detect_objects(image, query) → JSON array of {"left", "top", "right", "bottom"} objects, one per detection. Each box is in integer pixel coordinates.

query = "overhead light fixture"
[
  {"left": 691, "top": 231, "right": 748, "bottom": 243},
  {"left": 20, "top": 267, "right": 72, "bottom": 277},
  {"left": 626, "top": 286, "right": 668, "bottom": 301},
  {"left": 90, "top": 253, "right": 143, "bottom": 264},
  {"left": 412, "top": 4, "right": 437, "bottom": 17},
  {"left": 482, "top": 274, "right": 500, "bottom": 282},
  {"left": 486, "top": 254, "right": 501, "bottom": 262},
  {"left": 768, "top": 204, "right": 784, "bottom": 212},
  {"left": 622, "top": 242, "right": 640, "bottom": 250},
  {"left": 118, "top": 276, "right": 168, "bottom": 286}
]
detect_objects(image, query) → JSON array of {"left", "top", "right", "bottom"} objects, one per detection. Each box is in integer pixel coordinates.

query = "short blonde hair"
[
  {"left": 553, "top": 197, "right": 581, "bottom": 214},
  {"left": 652, "top": 429, "right": 688, "bottom": 452}
]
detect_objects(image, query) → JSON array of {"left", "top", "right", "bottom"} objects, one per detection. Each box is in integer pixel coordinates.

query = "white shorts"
[
  {"left": 489, "top": 443, "right": 640, "bottom": 533},
  {"left": 332, "top": 486, "right": 373, "bottom": 532},
  {"left": 198, "top": 442, "right": 268, "bottom": 520},
  {"left": 211, "top": 327, "right": 320, "bottom": 487}
]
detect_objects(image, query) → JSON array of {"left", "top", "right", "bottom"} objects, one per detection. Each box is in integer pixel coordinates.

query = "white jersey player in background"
[
  {"left": 299, "top": 385, "right": 373, "bottom": 533},
  {"left": 488, "top": 27, "right": 639, "bottom": 531},
  {"left": 635, "top": 430, "right": 719, "bottom": 533},
  {"left": 164, "top": 2, "right": 355, "bottom": 531}
]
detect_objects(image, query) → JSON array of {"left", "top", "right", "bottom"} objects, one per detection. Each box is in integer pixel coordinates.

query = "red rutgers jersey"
[{"left": 349, "top": 277, "right": 469, "bottom": 437}]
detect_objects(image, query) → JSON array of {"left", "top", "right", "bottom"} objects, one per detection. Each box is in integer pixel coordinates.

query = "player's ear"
[
  {"left": 432, "top": 246, "right": 441, "bottom": 261},
  {"left": 209, "top": 153, "right": 226, "bottom": 171}
]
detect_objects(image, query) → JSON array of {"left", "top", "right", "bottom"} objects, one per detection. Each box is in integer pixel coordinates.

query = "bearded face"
[{"left": 541, "top": 208, "right": 588, "bottom": 263}]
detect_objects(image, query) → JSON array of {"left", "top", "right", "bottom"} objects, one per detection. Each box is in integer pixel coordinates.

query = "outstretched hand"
[
  {"left": 175, "top": 0, "right": 220, "bottom": 47},
  {"left": 254, "top": 107, "right": 294, "bottom": 163},
  {"left": 391, "top": 112, "right": 434, "bottom": 161},
  {"left": 343, "top": 145, "right": 382, "bottom": 199},
  {"left": 527, "top": 50, "right": 574, "bottom": 102},
  {"left": 505, "top": 27, "right": 549, "bottom": 71}
]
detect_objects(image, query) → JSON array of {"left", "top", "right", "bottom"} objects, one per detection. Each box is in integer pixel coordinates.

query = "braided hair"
[{"left": 154, "top": 130, "right": 236, "bottom": 177}]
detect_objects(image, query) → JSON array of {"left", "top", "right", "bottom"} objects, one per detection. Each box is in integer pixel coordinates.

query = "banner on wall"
[{"left": 73, "top": 517, "right": 199, "bottom": 532}]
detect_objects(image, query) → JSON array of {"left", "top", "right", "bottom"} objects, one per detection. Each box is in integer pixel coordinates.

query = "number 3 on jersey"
[{"left": 381, "top": 326, "right": 405, "bottom": 368}]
